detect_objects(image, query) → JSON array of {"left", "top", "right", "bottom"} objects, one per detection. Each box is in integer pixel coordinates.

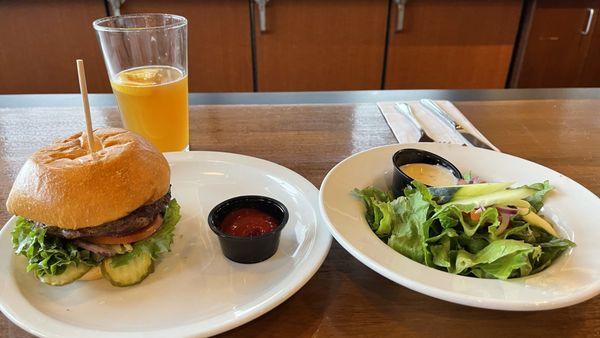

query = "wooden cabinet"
[
  {"left": 511, "top": 0, "right": 600, "bottom": 88},
  {"left": 385, "top": 0, "right": 523, "bottom": 89},
  {"left": 120, "top": 0, "right": 254, "bottom": 92},
  {"left": 3, "top": 1, "right": 598, "bottom": 94},
  {"left": 385, "top": 0, "right": 522, "bottom": 89},
  {"left": 252, "top": 0, "right": 389, "bottom": 91},
  {"left": 0, "top": 0, "right": 110, "bottom": 94},
  {"left": 581, "top": 16, "right": 600, "bottom": 86}
]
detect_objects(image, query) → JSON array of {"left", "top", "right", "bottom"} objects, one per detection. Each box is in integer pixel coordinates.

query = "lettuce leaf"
[
  {"left": 522, "top": 180, "right": 553, "bottom": 212},
  {"left": 110, "top": 199, "right": 181, "bottom": 268},
  {"left": 471, "top": 251, "right": 533, "bottom": 279},
  {"left": 386, "top": 188, "right": 431, "bottom": 265},
  {"left": 430, "top": 235, "right": 452, "bottom": 268},
  {"left": 429, "top": 204, "right": 498, "bottom": 237},
  {"left": 405, "top": 181, "right": 439, "bottom": 209},
  {"left": 12, "top": 217, "right": 101, "bottom": 277},
  {"left": 453, "top": 239, "right": 538, "bottom": 278},
  {"left": 373, "top": 201, "right": 394, "bottom": 237},
  {"left": 532, "top": 238, "right": 576, "bottom": 274},
  {"left": 352, "top": 187, "right": 393, "bottom": 232}
]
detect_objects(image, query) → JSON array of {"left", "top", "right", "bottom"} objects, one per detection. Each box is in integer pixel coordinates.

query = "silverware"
[
  {"left": 419, "top": 99, "right": 493, "bottom": 150},
  {"left": 395, "top": 103, "right": 435, "bottom": 142}
]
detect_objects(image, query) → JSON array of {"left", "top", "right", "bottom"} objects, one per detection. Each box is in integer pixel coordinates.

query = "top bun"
[{"left": 6, "top": 128, "right": 170, "bottom": 230}]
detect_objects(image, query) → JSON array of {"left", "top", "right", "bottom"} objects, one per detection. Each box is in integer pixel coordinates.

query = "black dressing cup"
[
  {"left": 391, "top": 148, "right": 462, "bottom": 197},
  {"left": 208, "top": 195, "right": 289, "bottom": 264}
]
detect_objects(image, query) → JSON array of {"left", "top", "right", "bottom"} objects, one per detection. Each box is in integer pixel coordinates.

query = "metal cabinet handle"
[
  {"left": 255, "top": 0, "right": 269, "bottom": 32},
  {"left": 395, "top": 0, "right": 408, "bottom": 32},
  {"left": 581, "top": 8, "right": 595, "bottom": 35},
  {"left": 108, "top": 0, "right": 125, "bottom": 16}
]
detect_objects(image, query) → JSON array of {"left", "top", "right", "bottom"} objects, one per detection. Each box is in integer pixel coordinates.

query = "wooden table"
[{"left": 0, "top": 98, "right": 599, "bottom": 337}]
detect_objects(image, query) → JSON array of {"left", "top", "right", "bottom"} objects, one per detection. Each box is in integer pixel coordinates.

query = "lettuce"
[
  {"left": 12, "top": 217, "right": 101, "bottom": 277},
  {"left": 352, "top": 187, "right": 393, "bottom": 232},
  {"left": 110, "top": 199, "right": 181, "bottom": 268},
  {"left": 353, "top": 183, "right": 574, "bottom": 280},
  {"left": 453, "top": 240, "right": 539, "bottom": 278},
  {"left": 386, "top": 189, "right": 430, "bottom": 264},
  {"left": 12, "top": 199, "right": 182, "bottom": 276},
  {"left": 522, "top": 180, "right": 553, "bottom": 212}
]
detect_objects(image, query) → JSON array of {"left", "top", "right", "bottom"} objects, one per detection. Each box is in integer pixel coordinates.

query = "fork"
[
  {"left": 420, "top": 99, "right": 493, "bottom": 150},
  {"left": 394, "top": 103, "right": 435, "bottom": 142}
]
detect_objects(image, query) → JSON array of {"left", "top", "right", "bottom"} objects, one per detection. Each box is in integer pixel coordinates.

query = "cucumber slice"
[
  {"left": 429, "top": 182, "right": 513, "bottom": 204},
  {"left": 448, "top": 188, "right": 536, "bottom": 208},
  {"left": 101, "top": 251, "right": 154, "bottom": 287},
  {"left": 37, "top": 263, "right": 91, "bottom": 286}
]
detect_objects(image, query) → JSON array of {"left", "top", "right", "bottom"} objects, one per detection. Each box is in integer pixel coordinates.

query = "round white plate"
[
  {"left": 0, "top": 151, "right": 331, "bottom": 337},
  {"left": 319, "top": 143, "right": 600, "bottom": 311}
]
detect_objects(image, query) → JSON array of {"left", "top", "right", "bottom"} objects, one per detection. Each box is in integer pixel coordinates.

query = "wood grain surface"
[
  {"left": 0, "top": 0, "right": 110, "bottom": 94},
  {"left": 0, "top": 99, "right": 599, "bottom": 337}
]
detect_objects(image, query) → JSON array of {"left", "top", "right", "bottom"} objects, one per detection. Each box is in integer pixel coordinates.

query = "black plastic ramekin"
[
  {"left": 208, "top": 195, "right": 289, "bottom": 264},
  {"left": 391, "top": 148, "right": 463, "bottom": 197}
]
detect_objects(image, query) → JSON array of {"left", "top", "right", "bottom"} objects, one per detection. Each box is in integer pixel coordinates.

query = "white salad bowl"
[{"left": 319, "top": 143, "right": 600, "bottom": 311}]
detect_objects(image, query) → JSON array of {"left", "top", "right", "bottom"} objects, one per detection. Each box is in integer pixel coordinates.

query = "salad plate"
[
  {"left": 319, "top": 143, "right": 600, "bottom": 311},
  {"left": 0, "top": 151, "right": 331, "bottom": 337}
]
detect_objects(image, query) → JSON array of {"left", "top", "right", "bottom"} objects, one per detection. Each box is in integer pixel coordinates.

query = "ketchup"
[{"left": 220, "top": 208, "right": 279, "bottom": 237}]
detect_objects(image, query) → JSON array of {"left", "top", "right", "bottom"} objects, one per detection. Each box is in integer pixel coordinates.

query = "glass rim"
[{"left": 93, "top": 13, "right": 187, "bottom": 32}]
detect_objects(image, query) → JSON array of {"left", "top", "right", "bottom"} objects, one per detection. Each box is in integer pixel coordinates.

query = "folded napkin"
[{"left": 377, "top": 101, "right": 499, "bottom": 151}]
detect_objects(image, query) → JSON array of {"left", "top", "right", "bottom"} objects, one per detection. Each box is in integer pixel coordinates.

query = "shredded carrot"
[{"left": 469, "top": 210, "right": 481, "bottom": 222}]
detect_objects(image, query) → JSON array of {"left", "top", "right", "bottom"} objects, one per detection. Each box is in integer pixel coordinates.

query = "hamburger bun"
[
  {"left": 79, "top": 266, "right": 103, "bottom": 281},
  {"left": 6, "top": 128, "right": 170, "bottom": 230}
]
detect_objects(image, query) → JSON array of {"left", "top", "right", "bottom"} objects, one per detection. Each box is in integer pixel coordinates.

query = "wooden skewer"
[{"left": 76, "top": 59, "right": 96, "bottom": 156}]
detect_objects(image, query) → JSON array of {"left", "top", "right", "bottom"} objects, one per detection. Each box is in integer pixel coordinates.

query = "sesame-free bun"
[
  {"left": 79, "top": 266, "right": 103, "bottom": 281},
  {"left": 6, "top": 128, "right": 170, "bottom": 230}
]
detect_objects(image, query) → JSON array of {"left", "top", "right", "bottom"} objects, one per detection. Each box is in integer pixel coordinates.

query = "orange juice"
[{"left": 111, "top": 66, "right": 189, "bottom": 152}]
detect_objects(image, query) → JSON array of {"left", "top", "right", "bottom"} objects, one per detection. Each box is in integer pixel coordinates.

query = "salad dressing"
[{"left": 400, "top": 163, "right": 458, "bottom": 186}]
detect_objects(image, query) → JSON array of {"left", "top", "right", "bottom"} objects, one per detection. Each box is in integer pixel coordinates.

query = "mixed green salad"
[{"left": 353, "top": 177, "right": 575, "bottom": 279}]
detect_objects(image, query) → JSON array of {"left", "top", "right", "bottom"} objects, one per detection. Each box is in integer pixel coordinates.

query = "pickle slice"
[
  {"left": 37, "top": 263, "right": 92, "bottom": 286},
  {"left": 101, "top": 251, "right": 154, "bottom": 287}
]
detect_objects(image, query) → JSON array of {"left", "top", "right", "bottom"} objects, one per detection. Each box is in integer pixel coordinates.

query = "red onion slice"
[
  {"left": 73, "top": 240, "right": 115, "bottom": 257},
  {"left": 496, "top": 206, "right": 518, "bottom": 215},
  {"left": 495, "top": 212, "right": 512, "bottom": 235}
]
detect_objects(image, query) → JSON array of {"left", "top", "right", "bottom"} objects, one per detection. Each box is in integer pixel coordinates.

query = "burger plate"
[{"left": 0, "top": 151, "right": 332, "bottom": 337}]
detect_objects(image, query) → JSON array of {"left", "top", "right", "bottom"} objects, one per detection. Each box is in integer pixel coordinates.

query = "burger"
[{"left": 7, "top": 128, "right": 181, "bottom": 287}]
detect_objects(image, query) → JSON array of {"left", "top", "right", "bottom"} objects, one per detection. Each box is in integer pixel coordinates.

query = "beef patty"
[{"left": 34, "top": 189, "right": 171, "bottom": 239}]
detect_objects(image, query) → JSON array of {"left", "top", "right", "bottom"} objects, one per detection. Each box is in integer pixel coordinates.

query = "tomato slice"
[{"left": 88, "top": 215, "right": 163, "bottom": 245}]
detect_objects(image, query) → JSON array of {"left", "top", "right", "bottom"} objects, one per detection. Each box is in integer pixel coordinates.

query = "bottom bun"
[{"left": 79, "top": 266, "right": 103, "bottom": 281}]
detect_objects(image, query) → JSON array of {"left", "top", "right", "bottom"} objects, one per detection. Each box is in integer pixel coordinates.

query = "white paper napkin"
[{"left": 377, "top": 101, "right": 499, "bottom": 151}]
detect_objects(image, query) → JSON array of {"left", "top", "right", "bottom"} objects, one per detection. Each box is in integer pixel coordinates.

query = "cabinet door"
[
  {"left": 512, "top": 0, "right": 599, "bottom": 88},
  {"left": 120, "top": 0, "right": 253, "bottom": 92},
  {"left": 580, "top": 6, "right": 600, "bottom": 86},
  {"left": 385, "top": 0, "right": 522, "bottom": 89},
  {"left": 0, "top": 0, "right": 109, "bottom": 94},
  {"left": 253, "top": 0, "right": 389, "bottom": 91}
]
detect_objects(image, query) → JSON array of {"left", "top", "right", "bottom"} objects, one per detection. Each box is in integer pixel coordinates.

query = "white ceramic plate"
[
  {"left": 319, "top": 143, "right": 600, "bottom": 311},
  {"left": 0, "top": 151, "right": 331, "bottom": 337}
]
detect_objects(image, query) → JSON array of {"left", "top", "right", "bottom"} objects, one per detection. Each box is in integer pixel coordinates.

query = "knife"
[
  {"left": 419, "top": 99, "right": 494, "bottom": 150},
  {"left": 395, "top": 103, "right": 435, "bottom": 142}
]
